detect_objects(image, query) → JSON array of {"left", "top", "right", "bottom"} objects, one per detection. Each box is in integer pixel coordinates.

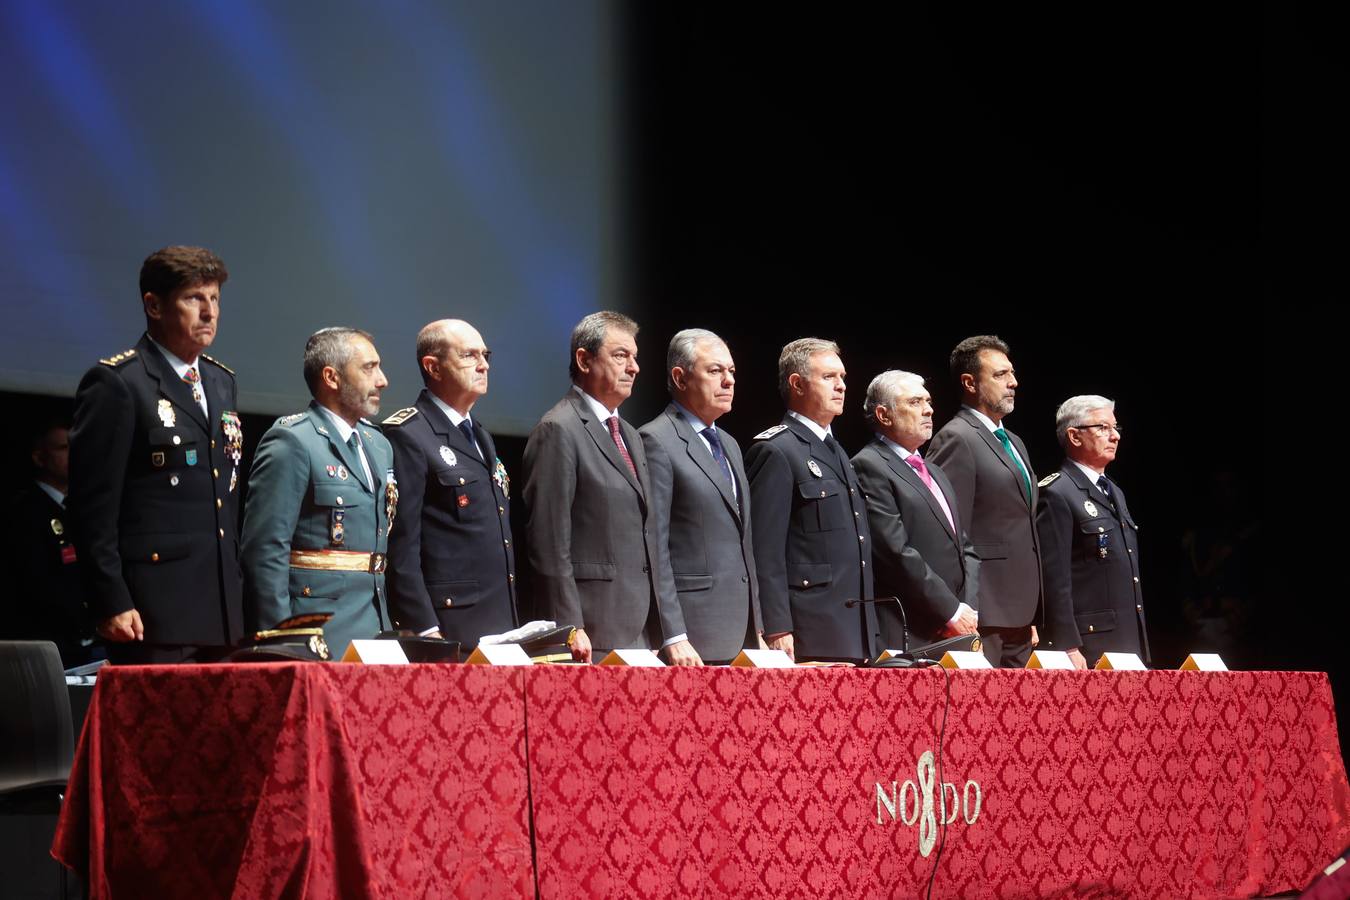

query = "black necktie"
[
  {"left": 346, "top": 432, "right": 369, "bottom": 488},
  {"left": 823, "top": 433, "right": 849, "bottom": 472},
  {"left": 1097, "top": 475, "right": 1118, "bottom": 513},
  {"left": 701, "top": 427, "right": 736, "bottom": 492},
  {"left": 458, "top": 419, "right": 482, "bottom": 460}
]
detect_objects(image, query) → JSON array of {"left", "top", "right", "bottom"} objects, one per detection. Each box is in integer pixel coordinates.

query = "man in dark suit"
[
  {"left": 7, "top": 420, "right": 101, "bottom": 667},
  {"left": 639, "top": 329, "right": 763, "bottom": 665},
  {"left": 852, "top": 371, "right": 980, "bottom": 649},
  {"left": 521, "top": 311, "right": 672, "bottom": 663},
  {"left": 744, "top": 338, "right": 878, "bottom": 663},
  {"left": 1036, "top": 395, "right": 1148, "bottom": 667},
  {"left": 383, "top": 319, "right": 517, "bottom": 647},
  {"left": 241, "top": 328, "right": 396, "bottom": 659},
  {"left": 68, "top": 246, "right": 244, "bottom": 664},
  {"left": 927, "top": 334, "right": 1043, "bottom": 668}
]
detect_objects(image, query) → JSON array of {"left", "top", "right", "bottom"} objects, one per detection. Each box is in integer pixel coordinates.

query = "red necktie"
[{"left": 607, "top": 416, "right": 637, "bottom": 478}]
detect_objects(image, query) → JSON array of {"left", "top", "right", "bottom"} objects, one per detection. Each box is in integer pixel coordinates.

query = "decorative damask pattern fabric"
[
  {"left": 525, "top": 668, "right": 1350, "bottom": 899},
  {"left": 54, "top": 666, "right": 1349, "bottom": 899},
  {"left": 52, "top": 663, "right": 532, "bottom": 899}
]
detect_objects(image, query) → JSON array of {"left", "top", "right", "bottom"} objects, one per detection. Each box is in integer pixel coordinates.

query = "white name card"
[
  {"left": 1180, "top": 653, "right": 1228, "bottom": 672},
  {"left": 599, "top": 648, "right": 665, "bottom": 667},
  {"left": 939, "top": 650, "right": 992, "bottom": 669},
  {"left": 732, "top": 649, "right": 795, "bottom": 668},
  {"left": 341, "top": 640, "right": 409, "bottom": 665},
  {"left": 1026, "top": 650, "right": 1075, "bottom": 670},
  {"left": 1094, "top": 652, "right": 1147, "bottom": 671},
  {"left": 466, "top": 643, "right": 533, "bottom": 666}
]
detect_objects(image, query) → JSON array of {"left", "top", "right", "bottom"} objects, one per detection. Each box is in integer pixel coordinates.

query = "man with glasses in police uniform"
[
  {"left": 1035, "top": 395, "right": 1148, "bottom": 668},
  {"left": 383, "top": 319, "right": 517, "bottom": 648}
]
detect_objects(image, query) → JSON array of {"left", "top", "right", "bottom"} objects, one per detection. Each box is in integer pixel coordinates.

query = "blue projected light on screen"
[{"left": 0, "top": 0, "right": 617, "bottom": 435}]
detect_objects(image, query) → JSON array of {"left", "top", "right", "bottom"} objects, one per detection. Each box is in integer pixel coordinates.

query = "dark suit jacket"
[
  {"left": 68, "top": 333, "right": 244, "bottom": 646},
  {"left": 521, "top": 389, "right": 671, "bottom": 650},
  {"left": 7, "top": 483, "right": 98, "bottom": 666},
  {"left": 852, "top": 439, "right": 980, "bottom": 645},
  {"left": 926, "top": 407, "right": 1042, "bottom": 631},
  {"left": 1036, "top": 462, "right": 1148, "bottom": 664},
  {"left": 384, "top": 390, "right": 517, "bottom": 645},
  {"left": 639, "top": 403, "right": 762, "bottom": 662},
  {"left": 743, "top": 415, "right": 878, "bottom": 662}
]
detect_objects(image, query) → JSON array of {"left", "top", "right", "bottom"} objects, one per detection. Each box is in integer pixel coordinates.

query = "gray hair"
[
  {"left": 666, "top": 328, "right": 723, "bottom": 394},
  {"left": 569, "top": 311, "right": 638, "bottom": 380},
  {"left": 777, "top": 337, "right": 841, "bottom": 403},
  {"left": 1055, "top": 394, "right": 1115, "bottom": 448},
  {"left": 303, "top": 326, "right": 373, "bottom": 396},
  {"left": 863, "top": 370, "right": 926, "bottom": 428}
]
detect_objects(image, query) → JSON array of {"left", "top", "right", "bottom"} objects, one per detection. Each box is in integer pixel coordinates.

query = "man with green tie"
[
  {"left": 927, "top": 335, "right": 1044, "bottom": 668},
  {"left": 241, "top": 327, "right": 397, "bottom": 658}
]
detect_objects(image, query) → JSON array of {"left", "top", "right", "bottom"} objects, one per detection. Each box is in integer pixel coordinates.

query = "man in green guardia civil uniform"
[{"left": 241, "top": 327, "right": 398, "bottom": 658}]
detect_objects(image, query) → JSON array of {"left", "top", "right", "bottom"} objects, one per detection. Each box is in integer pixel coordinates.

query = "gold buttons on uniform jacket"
[
  {"left": 216, "top": 498, "right": 222, "bottom": 509},
  {"left": 172, "top": 436, "right": 181, "bottom": 446},
  {"left": 218, "top": 528, "right": 224, "bottom": 538},
  {"left": 302, "top": 586, "right": 311, "bottom": 597},
  {"left": 151, "top": 552, "right": 160, "bottom": 562},
  {"left": 211, "top": 440, "right": 216, "bottom": 448},
  {"left": 458, "top": 477, "right": 466, "bottom": 485},
  {"left": 336, "top": 497, "right": 344, "bottom": 505},
  {"left": 443, "top": 598, "right": 453, "bottom": 608},
  {"left": 213, "top": 468, "right": 219, "bottom": 478},
  {"left": 1088, "top": 625, "right": 1095, "bottom": 633}
]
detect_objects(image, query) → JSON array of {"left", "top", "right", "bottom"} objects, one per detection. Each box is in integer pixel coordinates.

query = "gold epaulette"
[
  {"left": 201, "top": 353, "right": 234, "bottom": 375},
  {"left": 99, "top": 348, "right": 137, "bottom": 367},
  {"left": 382, "top": 407, "right": 418, "bottom": 427}
]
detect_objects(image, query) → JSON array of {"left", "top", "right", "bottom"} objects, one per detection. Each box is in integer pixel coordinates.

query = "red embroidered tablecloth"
[
  {"left": 525, "top": 667, "right": 1350, "bottom": 899},
  {"left": 54, "top": 666, "right": 1349, "bottom": 898},
  {"left": 51, "top": 663, "right": 532, "bottom": 899}
]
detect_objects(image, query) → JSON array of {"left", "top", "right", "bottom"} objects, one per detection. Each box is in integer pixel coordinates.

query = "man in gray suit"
[
  {"left": 927, "top": 335, "right": 1043, "bottom": 668},
  {"left": 639, "top": 329, "right": 763, "bottom": 665},
  {"left": 521, "top": 311, "right": 672, "bottom": 663},
  {"left": 852, "top": 370, "right": 979, "bottom": 648}
]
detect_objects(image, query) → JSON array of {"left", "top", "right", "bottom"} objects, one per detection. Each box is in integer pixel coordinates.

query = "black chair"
[{"left": 0, "top": 641, "right": 76, "bottom": 898}]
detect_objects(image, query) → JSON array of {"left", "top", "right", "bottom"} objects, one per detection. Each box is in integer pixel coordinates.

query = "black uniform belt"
[{"left": 290, "top": 550, "right": 386, "bottom": 574}]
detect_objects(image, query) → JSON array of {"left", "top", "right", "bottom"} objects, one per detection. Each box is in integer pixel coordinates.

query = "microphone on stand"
[{"left": 844, "top": 596, "right": 937, "bottom": 667}]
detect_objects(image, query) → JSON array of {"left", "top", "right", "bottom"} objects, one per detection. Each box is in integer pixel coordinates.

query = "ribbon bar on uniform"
[{"left": 289, "top": 550, "right": 387, "bottom": 574}]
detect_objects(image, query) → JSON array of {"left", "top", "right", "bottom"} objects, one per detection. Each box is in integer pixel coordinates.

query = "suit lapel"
[
  {"left": 879, "top": 441, "right": 955, "bottom": 538},
  {"left": 926, "top": 462, "right": 963, "bottom": 535},
  {"left": 571, "top": 392, "right": 644, "bottom": 499},
  {"left": 309, "top": 402, "right": 373, "bottom": 495},
  {"left": 1062, "top": 463, "right": 1116, "bottom": 522},
  {"left": 670, "top": 405, "right": 739, "bottom": 520},
  {"left": 960, "top": 408, "right": 1030, "bottom": 507},
  {"left": 784, "top": 416, "right": 847, "bottom": 481},
  {"left": 138, "top": 336, "right": 208, "bottom": 432}
]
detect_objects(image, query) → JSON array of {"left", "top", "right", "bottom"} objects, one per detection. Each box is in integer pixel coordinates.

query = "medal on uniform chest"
[
  {"left": 385, "top": 470, "right": 399, "bottom": 528},
  {"left": 1097, "top": 530, "right": 1110, "bottom": 559},
  {"left": 220, "top": 411, "right": 244, "bottom": 464},
  {"left": 493, "top": 457, "right": 510, "bottom": 499},
  {"left": 337, "top": 465, "right": 349, "bottom": 480},
  {"left": 330, "top": 508, "right": 346, "bottom": 546},
  {"left": 439, "top": 445, "right": 457, "bottom": 467},
  {"left": 807, "top": 459, "right": 822, "bottom": 478},
  {"left": 229, "top": 468, "right": 238, "bottom": 492},
  {"left": 1083, "top": 499, "right": 1098, "bottom": 517},
  {"left": 326, "top": 465, "right": 337, "bottom": 478},
  {"left": 157, "top": 399, "right": 176, "bottom": 427},
  {"left": 185, "top": 449, "right": 198, "bottom": 466},
  {"left": 50, "top": 517, "right": 64, "bottom": 536}
]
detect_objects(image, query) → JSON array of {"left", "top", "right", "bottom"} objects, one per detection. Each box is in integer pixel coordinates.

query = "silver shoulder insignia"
[
  {"left": 200, "top": 353, "right": 235, "bottom": 375},
  {"left": 754, "top": 424, "right": 788, "bottom": 440},
  {"left": 98, "top": 348, "right": 138, "bottom": 367},
  {"left": 1037, "top": 472, "right": 1060, "bottom": 488},
  {"left": 277, "top": 412, "right": 307, "bottom": 427},
  {"left": 382, "top": 407, "right": 419, "bottom": 427}
]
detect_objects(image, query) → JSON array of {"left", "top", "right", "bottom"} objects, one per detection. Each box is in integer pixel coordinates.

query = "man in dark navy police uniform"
[
  {"left": 68, "top": 246, "right": 244, "bottom": 664},
  {"left": 1036, "top": 395, "right": 1148, "bottom": 667},
  {"left": 744, "top": 337, "right": 878, "bottom": 663},
  {"left": 7, "top": 420, "right": 102, "bottom": 667},
  {"left": 383, "top": 319, "right": 517, "bottom": 647}
]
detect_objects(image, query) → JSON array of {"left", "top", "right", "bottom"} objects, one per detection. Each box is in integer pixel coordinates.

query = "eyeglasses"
[
  {"left": 453, "top": 349, "right": 492, "bottom": 366},
  {"left": 1072, "top": 423, "right": 1121, "bottom": 435}
]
